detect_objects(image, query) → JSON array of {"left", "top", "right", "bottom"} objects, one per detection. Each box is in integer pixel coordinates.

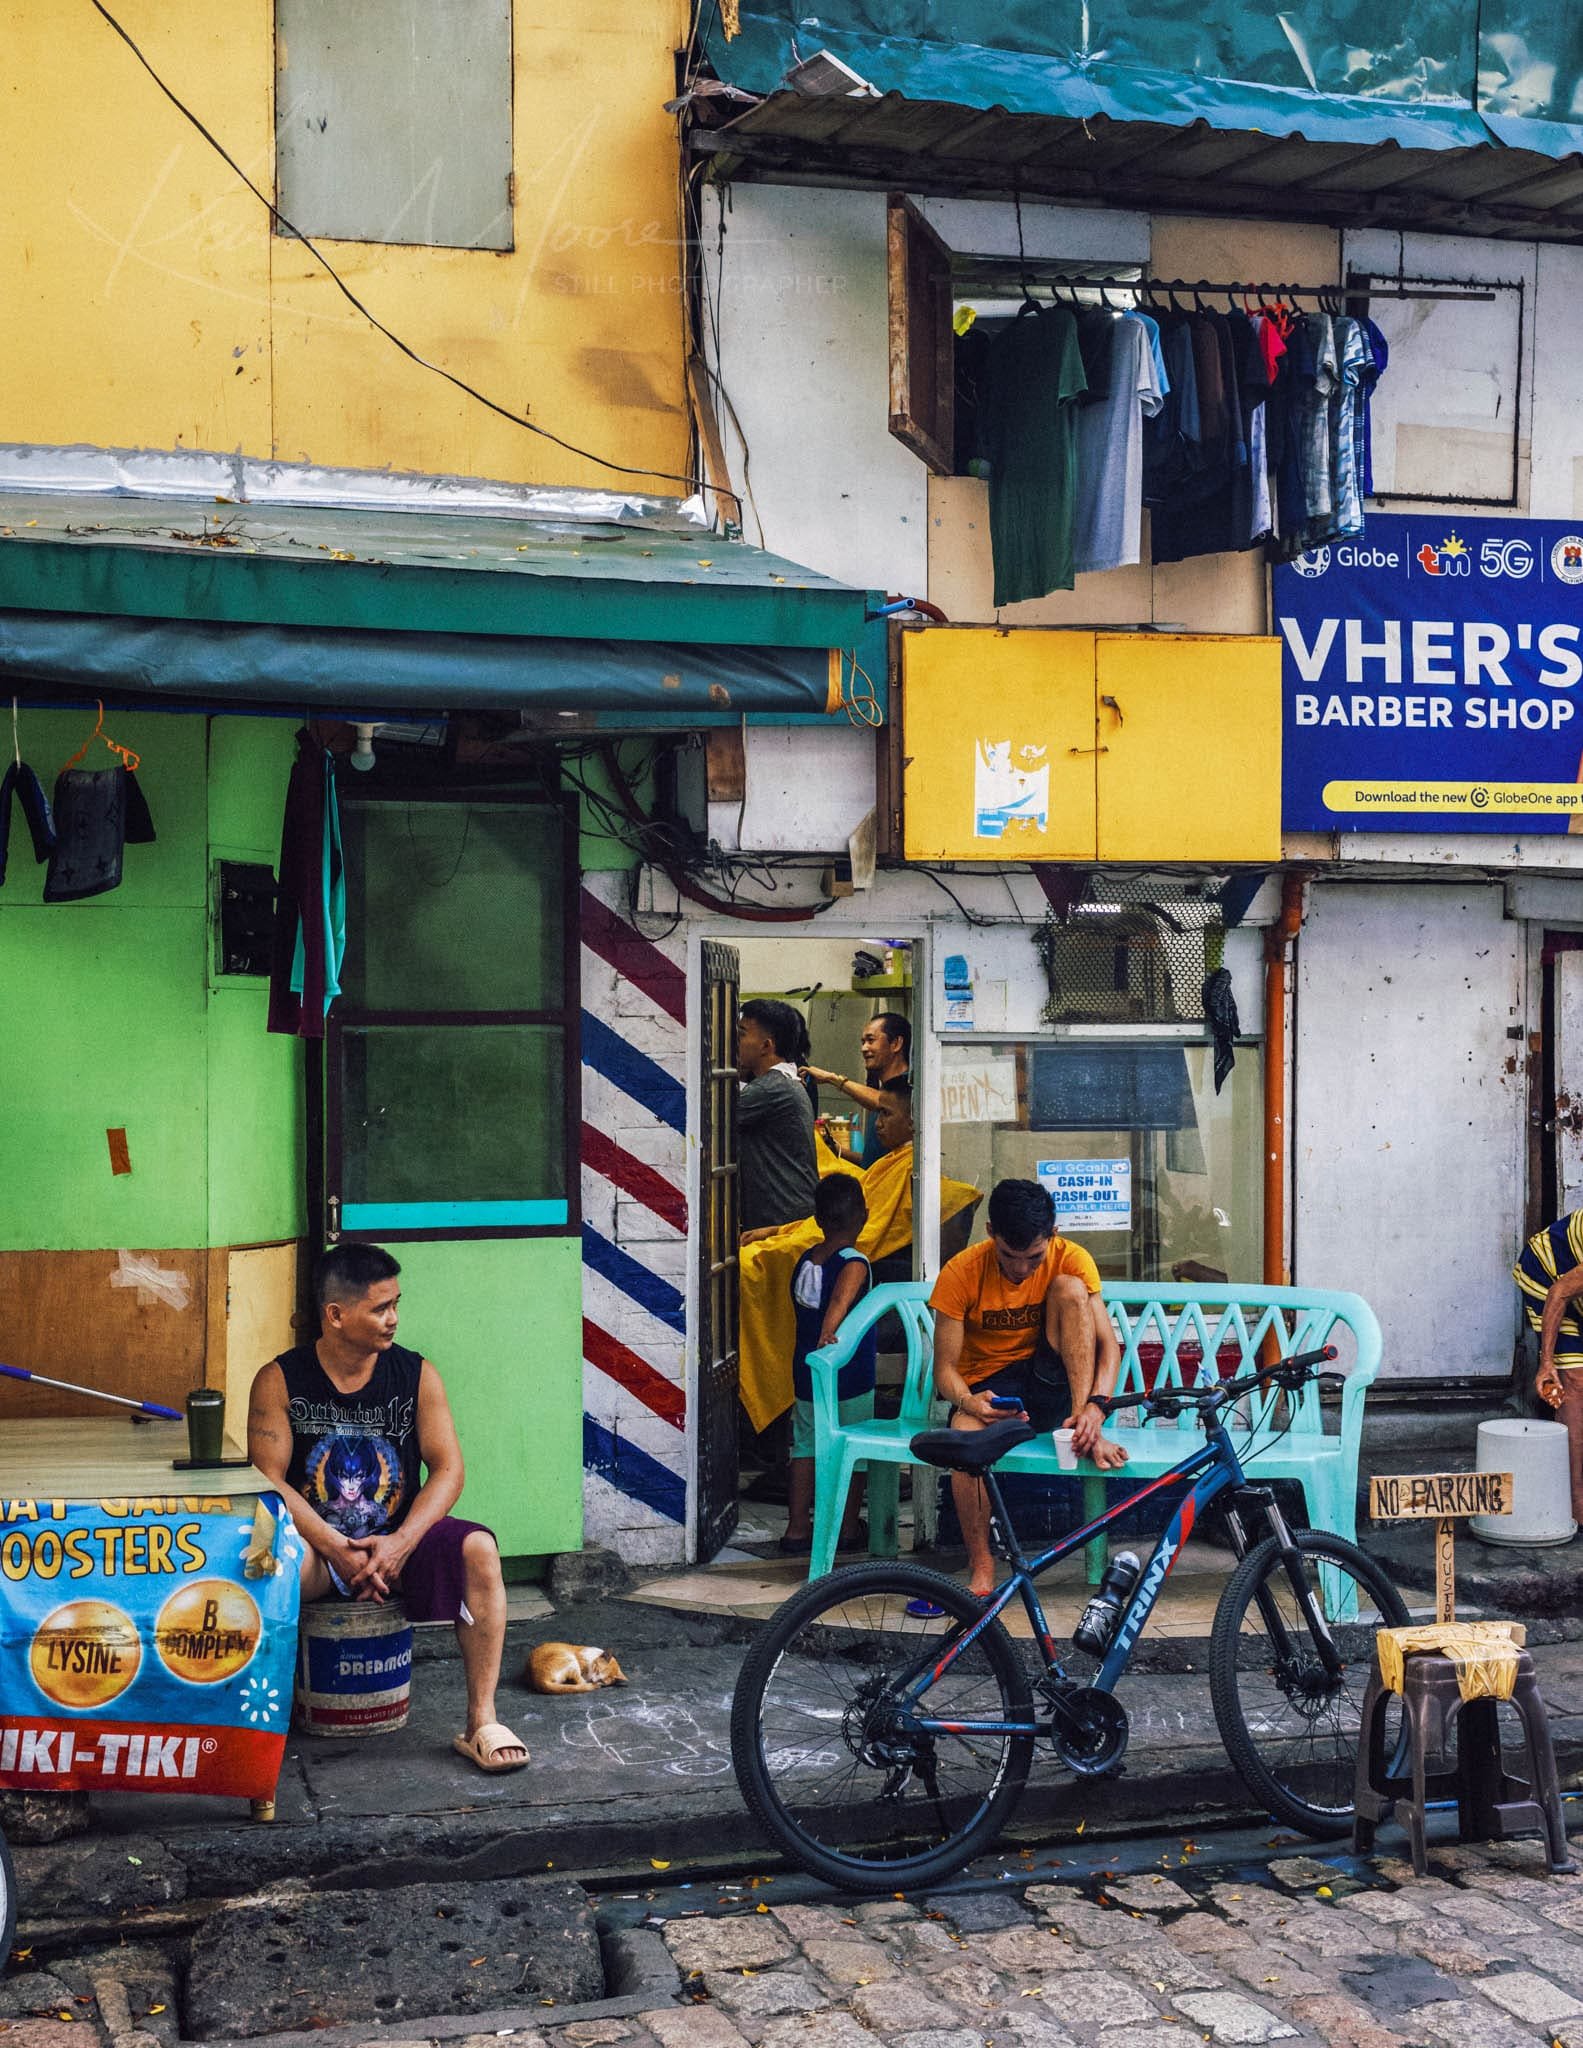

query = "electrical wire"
[
  {"left": 914, "top": 866, "right": 1005, "bottom": 928},
  {"left": 599, "top": 739, "right": 830, "bottom": 922},
  {"left": 683, "top": 162, "right": 766, "bottom": 545},
  {"left": 84, "top": 0, "right": 708, "bottom": 495}
]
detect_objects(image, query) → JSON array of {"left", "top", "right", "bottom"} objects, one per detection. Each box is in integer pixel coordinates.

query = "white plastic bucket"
[
  {"left": 293, "top": 1598, "right": 412, "bottom": 1735},
  {"left": 1469, "top": 1417, "right": 1576, "bottom": 1546}
]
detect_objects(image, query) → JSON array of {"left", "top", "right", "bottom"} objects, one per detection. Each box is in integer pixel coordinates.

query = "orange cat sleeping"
[{"left": 524, "top": 1643, "right": 628, "bottom": 1694}]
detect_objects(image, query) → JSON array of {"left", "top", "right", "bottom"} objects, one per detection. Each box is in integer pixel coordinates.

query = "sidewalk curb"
[{"left": 17, "top": 1723, "right": 1583, "bottom": 1949}]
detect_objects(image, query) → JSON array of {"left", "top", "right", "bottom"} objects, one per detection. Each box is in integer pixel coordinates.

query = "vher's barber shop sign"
[{"left": 1275, "top": 514, "right": 1583, "bottom": 832}]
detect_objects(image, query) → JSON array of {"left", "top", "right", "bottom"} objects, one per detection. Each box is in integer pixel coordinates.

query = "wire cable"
[{"left": 84, "top": 0, "right": 707, "bottom": 495}]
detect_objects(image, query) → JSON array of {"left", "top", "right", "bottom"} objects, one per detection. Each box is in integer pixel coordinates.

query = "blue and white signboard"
[
  {"left": 1276, "top": 514, "right": 1583, "bottom": 832},
  {"left": 1037, "top": 1158, "right": 1132, "bottom": 1233}
]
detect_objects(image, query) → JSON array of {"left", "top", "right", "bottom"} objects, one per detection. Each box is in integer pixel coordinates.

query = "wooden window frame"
[
  {"left": 327, "top": 789, "right": 581, "bottom": 1244},
  {"left": 887, "top": 192, "right": 955, "bottom": 476}
]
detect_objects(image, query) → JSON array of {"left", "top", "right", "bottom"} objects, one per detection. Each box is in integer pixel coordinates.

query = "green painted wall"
[
  {"left": 575, "top": 745, "right": 655, "bottom": 875},
  {"left": 0, "top": 708, "right": 303, "bottom": 1252},
  {"left": 0, "top": 709, "right": 584, "bottom": 1555},
  {"left": 391, "top": 1237, "right": 585, "bottom": 1556},
  {"left": 206, "top": 718, "right": 304, "bottom": 1245}
]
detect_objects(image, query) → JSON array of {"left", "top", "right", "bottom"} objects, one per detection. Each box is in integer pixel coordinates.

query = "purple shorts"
[{"left": 328, "top": 1515, "right": 494, "bottom": 1623}]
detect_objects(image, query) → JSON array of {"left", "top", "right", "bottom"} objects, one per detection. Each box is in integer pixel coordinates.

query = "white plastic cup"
[{"left": 1052, "top": 1428, "right": 1077, "bottom": 1471}]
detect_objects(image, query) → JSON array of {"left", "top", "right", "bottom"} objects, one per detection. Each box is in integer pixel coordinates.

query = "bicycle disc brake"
[{"left": 1049, "top": 1687, "right": 1130, "bottom": 1775}]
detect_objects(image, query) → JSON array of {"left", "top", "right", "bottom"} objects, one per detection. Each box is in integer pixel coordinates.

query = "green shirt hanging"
[{"left": 983, "top": 306, "right": 1088, "bottom": 607}]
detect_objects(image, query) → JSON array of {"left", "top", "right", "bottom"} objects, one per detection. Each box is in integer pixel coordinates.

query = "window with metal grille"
[{"left": 1032, "top": 875, "right": 1225, "bottom": 1026}]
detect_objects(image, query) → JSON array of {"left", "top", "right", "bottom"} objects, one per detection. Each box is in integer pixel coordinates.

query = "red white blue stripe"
[{"left": 578, "top": 881, "right": 690, "bottom": 1561}]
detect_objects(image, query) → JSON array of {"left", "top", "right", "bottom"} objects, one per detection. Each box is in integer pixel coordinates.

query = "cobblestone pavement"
[
  {"left": 588, "top": 1835, "right": 1583, "bottom": 2048},
  {"left": 7, "top": 1833, "right": 1583, "bottom": 2048}
]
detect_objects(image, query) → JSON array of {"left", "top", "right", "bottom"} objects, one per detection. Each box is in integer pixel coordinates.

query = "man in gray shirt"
[{"left": 737, "top": 998, "right": 819, "bottom": 1233}]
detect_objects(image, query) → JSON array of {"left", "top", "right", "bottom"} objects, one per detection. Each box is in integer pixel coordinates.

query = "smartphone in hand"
[{"left": 986, "top": 1395, "right": 1026, "bottom": 1413}]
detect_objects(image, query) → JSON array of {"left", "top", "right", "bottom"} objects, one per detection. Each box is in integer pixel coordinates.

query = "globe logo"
[{"left": 1290, "top": 547, "right": 1331, "bottom": 579}]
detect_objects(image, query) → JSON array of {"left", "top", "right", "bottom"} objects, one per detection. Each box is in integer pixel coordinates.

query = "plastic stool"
[{"left": 1353, "top": 1645, "right": 1576, "bottom": 1876}]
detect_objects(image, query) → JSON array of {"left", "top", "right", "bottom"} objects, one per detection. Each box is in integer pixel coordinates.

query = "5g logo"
[{"left": 1480, "top": 537, "right": 1535, "bottom": 578}]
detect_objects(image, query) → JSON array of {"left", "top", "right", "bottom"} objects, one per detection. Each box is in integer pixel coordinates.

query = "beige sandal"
[{"left": 452, "top": 1722, "right": 530, "bottom": 1773}]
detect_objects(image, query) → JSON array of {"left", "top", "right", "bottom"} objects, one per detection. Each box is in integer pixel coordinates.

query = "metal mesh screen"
[{"left": 1032, "top": 876, "right": 1226, "bottom": 1026}]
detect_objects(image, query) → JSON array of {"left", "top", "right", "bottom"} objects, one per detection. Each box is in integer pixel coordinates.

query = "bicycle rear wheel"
[
  {"left": 730, "top": 1561, "right": 1034, "bottom": 1892},
  {"left": 1210, "top": 1530, "right": 1409, "bottom": 1838}
]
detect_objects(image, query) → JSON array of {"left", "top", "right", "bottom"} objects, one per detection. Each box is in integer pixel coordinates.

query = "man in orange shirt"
[{"left": 930, "top": 1178, "right": 1125, "bottom": 1595}]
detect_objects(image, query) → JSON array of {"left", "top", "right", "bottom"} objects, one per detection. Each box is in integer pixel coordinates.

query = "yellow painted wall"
[{"left": 0, "top": 0, "right": 689, "bottom": 491}]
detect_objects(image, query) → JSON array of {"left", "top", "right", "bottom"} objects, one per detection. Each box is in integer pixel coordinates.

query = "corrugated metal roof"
[
  {"left": 0, "top": 490, "right": 847, "bottom": 597},
  {"left": 694, "top": 93, "right": 1583, "bottom": 241}
]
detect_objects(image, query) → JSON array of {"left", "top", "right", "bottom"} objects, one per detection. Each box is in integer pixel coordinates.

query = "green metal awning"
[
  {"left": 698, "top": 4, "right": 1583, "bottom": 242},
  {"left": 0, "top": 492, "right": 876, "bottom": 719}
]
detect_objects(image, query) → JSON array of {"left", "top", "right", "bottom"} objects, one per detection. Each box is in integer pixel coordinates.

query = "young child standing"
[{"left": 780, "top": 1174, "right": 877, "bottom": 1557}]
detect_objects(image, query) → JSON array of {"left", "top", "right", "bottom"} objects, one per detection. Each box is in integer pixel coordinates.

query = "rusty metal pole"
[{"left": 1263, "top": 871, "right": 1307, "bottom": 1286}]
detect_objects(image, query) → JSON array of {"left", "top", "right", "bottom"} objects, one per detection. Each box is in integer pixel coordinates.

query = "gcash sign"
[{"left": 1275, "top": 515, "right": 1583, "bottom": 832}]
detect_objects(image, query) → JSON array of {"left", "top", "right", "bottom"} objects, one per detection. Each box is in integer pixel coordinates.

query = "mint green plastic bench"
[{"left": 805, "top": 1280, "right": 1382, "bottom": 1587}]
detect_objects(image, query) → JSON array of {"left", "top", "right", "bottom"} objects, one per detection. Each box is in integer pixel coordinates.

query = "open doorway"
[{"left": 695, "top": 933, "right": 939, "bottom": 1566}]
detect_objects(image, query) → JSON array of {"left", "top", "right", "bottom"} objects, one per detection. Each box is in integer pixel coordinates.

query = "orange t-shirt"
[{"left": 928, "top": 1236, "right": 1102, "bottom": 1386}]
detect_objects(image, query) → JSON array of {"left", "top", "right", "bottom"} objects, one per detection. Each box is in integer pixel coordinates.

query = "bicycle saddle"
[{"left": 909, "top": 1419, "right": 1035, "bottom": 1472}]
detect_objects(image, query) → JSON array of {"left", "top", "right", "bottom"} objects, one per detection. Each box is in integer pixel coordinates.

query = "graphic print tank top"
[{"left": 277, "top": 1342, "right": 424, "bottom": 1537}]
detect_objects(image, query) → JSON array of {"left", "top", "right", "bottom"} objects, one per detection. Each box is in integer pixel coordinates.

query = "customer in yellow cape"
[{"left": 737, "top": 1078, "right": 981, "bottom": 1435}]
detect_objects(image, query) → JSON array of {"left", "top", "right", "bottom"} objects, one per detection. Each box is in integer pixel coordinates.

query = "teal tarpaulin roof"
[
  {"left": 705, "top": 3, "right": 1583, "bottom": 157},
  {"left": 0, "top": 493, "right": 874, "bottom": 718}
]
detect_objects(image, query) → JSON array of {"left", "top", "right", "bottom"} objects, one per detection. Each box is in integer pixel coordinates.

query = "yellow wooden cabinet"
[{"left": 902, "top": 627, "right": 1280, "bottom": 864}]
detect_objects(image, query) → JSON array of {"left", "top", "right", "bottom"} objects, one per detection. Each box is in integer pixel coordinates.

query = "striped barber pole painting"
[{"left": 579, "top": 877, "right": 691, "bottom": 1564}]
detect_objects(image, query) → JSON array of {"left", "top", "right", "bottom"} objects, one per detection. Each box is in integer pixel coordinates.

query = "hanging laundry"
[
  {"left": 267, "top": 730, "right": 346, "bottom": 1039},
  {"left": 42, "top": 704, "right": 150, "bottom": 904},
  {"left": 1073, "top": 305, "right": 1117, "bottom": 407},
  {"left": 1297, "top": 313, "right": 1340, "bottom": 531},
  {"left": 1073, "top": 313, "right": 1168, "bottom": 576},
  {"left": 980, "top": 303, "right": 1088, "bottom": 606},
  {"left": 1359, "top": 318, "right": 1389, "bottom": 498},
  {"left": 1142, "top": 314, "right": 1203, "bottom": 503},
  {"left": 1151, "top": 310, "right": 1269, "bottom": 565},
  {"left": 1329, "top": 316, "right": 1371, "bottom": 539},
  {"left": 0, "top": 699, "right": 56, "bottom": 888},
  {"left": 1248, "top": 315, "right": 1287, "bottom": 545},
  {"left": 44, "top": 767, "right": 128, "bottom": 902},
  {"left": 1202, "top": 968, "right": 1240, "bottom": 1095}
]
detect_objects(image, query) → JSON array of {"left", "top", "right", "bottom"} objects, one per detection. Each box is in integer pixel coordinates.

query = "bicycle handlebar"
[{"left": 1092, "top": 1344, "right": 1340, "bottom": 1422}]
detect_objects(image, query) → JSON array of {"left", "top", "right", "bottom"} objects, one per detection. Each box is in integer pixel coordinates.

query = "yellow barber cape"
[{"left": 736, "top": 1143, "right": 980, "bottom": 1433}]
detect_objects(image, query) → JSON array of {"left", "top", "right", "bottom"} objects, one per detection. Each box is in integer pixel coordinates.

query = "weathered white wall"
[
  {"left": 709, "top": 722, "right": 876, "bottom": 855},
  {"left": 701, "top": 186, "right": 1147, "bottom": 594},
  {"left": 1342, "top": 228, "right": 1537, "bottom": 513},
  {"left": 1293, "top": 880, "right": 1527, "bottom": 1378}
]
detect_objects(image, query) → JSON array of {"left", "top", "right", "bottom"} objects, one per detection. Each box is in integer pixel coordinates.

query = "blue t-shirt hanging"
[{"left": 790, "top": 1247, "right": 876, "bottom": 1402}]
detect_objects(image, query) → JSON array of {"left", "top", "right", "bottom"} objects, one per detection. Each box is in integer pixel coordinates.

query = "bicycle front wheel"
[
  {"left": 730, "top": 1561, "right": 1034, "bottom": 1892},
  {"left": 1210, "top": 1530, "right": 1409, "bottom": 1838},
  {"left": 0, "top": 1821, "right": 13, "bottom": 1975}
]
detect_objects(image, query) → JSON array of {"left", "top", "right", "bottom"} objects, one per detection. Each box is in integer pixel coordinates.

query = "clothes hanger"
[
  {"left": 61, "top": 700, "right": 139, "bottom": 776},
  {"left": 10, "top": 697, "right": 19, "bottom": 772}
]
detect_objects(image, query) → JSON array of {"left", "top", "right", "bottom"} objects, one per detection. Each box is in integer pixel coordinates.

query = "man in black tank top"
[{"left": 248, "top": 1243, "right": 529, "bottom": 1774}]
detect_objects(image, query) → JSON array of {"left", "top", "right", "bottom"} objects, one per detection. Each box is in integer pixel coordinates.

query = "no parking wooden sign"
[{"left": 1368, "top": 1471, "right": 1513, "bottom": 1622}]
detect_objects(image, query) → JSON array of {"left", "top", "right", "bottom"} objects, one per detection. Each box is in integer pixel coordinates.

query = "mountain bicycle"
[{"left": 731, "top": 1346, "right": 1409, "bottom": 1891}]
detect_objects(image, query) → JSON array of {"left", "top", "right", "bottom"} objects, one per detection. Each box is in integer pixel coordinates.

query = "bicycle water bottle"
[{"left": 1072, "top": 1551, "right": 1142, "bottom": 1657}]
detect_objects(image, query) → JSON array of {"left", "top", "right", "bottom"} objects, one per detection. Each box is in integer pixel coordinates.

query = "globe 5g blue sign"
[{"left": 1276, "top": 515, "right": 1583, "bottom": 833}]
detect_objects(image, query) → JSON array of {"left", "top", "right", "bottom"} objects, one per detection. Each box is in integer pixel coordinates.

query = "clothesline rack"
[{"left": 978, "top": 271, "right": 1498, "bottom": 306}]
